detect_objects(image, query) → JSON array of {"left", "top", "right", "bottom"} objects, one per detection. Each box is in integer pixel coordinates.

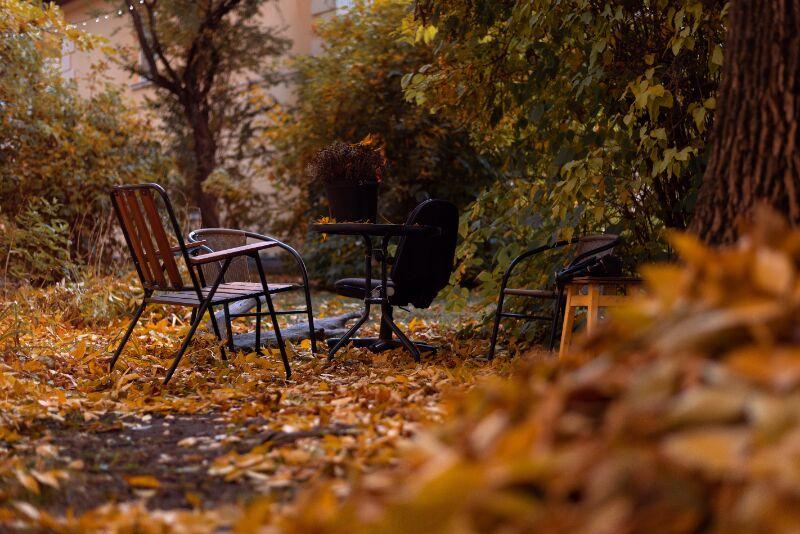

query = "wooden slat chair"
[
  {"left": 488, "top": 234, "right": 620, "bottom": 359},
  {"left": 186, "top": 228, "right": 317, "bottom": 354},
  {"left": 109, "top": 183, "right": 292, "bottom": 384}
]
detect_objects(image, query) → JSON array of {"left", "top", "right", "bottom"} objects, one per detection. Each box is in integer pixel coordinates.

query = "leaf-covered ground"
[{"left": 0, "top": 279, "right": 516, "bottom": 530}]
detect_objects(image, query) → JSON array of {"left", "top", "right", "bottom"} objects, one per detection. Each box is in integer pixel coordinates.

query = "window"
[{"left": 61, "top": 39, "right": 75, "bottom": 79}]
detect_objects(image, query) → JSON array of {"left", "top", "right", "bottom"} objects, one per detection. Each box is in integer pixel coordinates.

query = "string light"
[{"left": 68, "top": 4, "right": 137, "bottom": 29}]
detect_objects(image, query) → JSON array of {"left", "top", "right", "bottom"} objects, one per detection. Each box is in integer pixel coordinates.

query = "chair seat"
[
  {"left": 503, "top": 288, "right": 557, "bottom": 299},
  {"left": 148, "top": 281, "right": 297, "bottom": 307},
  {"left": 334, "top": 277, "right": 395, "bottom": 300}
]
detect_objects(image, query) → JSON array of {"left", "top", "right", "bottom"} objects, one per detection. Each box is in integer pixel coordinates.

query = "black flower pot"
[{"left": 325, "top": 182, "right": 378, "bottom": 222}]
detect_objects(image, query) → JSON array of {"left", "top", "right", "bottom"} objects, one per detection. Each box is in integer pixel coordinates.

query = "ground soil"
[{"left": 30, "top": 412, "right": 353, "bottom": 515}]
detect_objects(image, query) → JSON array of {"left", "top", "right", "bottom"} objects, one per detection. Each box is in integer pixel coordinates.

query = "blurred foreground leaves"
[{"left": 274, "top": 209, "right": 800, "bottom": 533}]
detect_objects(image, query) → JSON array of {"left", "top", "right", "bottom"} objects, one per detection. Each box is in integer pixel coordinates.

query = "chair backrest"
[
  {"left": 391, "top": 199, "right": 459, "bottom": 308},
  {"left": 188, "top": 228, "right": 255, "bottom": 283},
  {"left": 110, "top": 184, "right": 188, "bottom": 291},
  {"left": 569, "top": 234, "right": 620, "bottom": 266}
]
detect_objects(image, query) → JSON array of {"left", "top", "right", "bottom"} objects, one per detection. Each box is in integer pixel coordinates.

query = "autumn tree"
[
  {"left": 691, "top": 1, "right": 800, "bottom": 243},
  {"left": 267, "top": 0, "right": 494, "bottom": 280},
  {"left": 0, "top": 0, "right": 171, "bottom": 284},
  {"left": 122, "top": 0, "right": 289, "bottom": 227}
]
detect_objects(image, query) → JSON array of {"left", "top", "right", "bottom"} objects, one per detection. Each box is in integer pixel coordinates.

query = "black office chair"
[{"left": 331, "top": 199, "right": 459, "bottom": 359}]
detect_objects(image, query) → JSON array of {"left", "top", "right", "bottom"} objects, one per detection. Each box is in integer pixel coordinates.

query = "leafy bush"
[
  {"left": 0, "top": 1, "right": 174, "bottom": 283},
  {"left": 0, "top": 199, "right": 74, "bottom": 286},
  {"left": 266, "top": 0, "right": 496, "bottom": 282},
  {"left": 402, "top": 1, "right": 727, "bottom": 315},
  {"left": 269, "top": 209, "right": 800, "bottom": 533}
]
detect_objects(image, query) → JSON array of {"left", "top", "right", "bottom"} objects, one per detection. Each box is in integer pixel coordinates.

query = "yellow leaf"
[
  {"left": 753, "top": 248, "right": 794, "bottom": 296},
  {"left": 124, "top": 475, "right": 161, "bottom": 489},
  {"left": 30, "top": 470, "right": 60, "bottom": 490},
  {"left": 711, "top": 44, "right": 724, "bottom": 66},
  {"left": 73, "top": 339, "right": 87, "bottom": 359},
  {"left": 641, "top": 264, "right": 685, "bottom": 302},
  {"left": 668, "top": 231, "right": 708, "bottom": 265},
  {"left": 661, "top": 428, "right": 749, "bottom": 474},
  {"left": 15, "top": 470, "right": 40, "bottom": 495}
]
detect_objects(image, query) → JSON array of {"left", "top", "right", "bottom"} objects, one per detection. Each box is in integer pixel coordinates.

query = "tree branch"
[
  {"left": 142, "top": 0, "right": 182, "bottom": 87},
  {"left": 125, "top": 0, "right": 179, "bottom": 93}
]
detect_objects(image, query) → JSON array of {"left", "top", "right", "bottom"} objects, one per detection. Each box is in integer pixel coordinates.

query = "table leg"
[
  {"left": 586, "top": 283, "right": 601, "bottom": 335},
  {"left": 559, "top": 285, "right": 576, "bottom": 358}
]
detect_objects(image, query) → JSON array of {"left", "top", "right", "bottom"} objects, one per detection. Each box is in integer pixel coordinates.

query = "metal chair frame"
[
  {"left": 187, "top": 228, "right": 317, "bottom": 355},
  {"left": 109, "top": 183, "right": 291, "bottom": 384},
  {"left": 488, "top": 235, "right": 621, "bottom": 359}
]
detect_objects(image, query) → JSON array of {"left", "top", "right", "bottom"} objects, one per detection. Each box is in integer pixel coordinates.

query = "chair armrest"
[
  {"left": 189, "top": 241, "right": 278, "bottom": 265},
  {"left": 171, "top": 240, "right": 207, "bottom": 256},
  {"left": 501, "top": 238, "right": 577, "bottom": 285},
  {"left": 253, "top": 237, "right": 312, "bottom": 288}
]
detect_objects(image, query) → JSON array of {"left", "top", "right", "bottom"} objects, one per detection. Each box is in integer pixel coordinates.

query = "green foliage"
[
  {"left": 0, "top": 1, "right": 173, "bottom": 283},
  {"left": 266, "top": 0, "right": 496, "bottom": 280},
  {"left": 0, "top": 199, "right": 74, "bottom": 286},
  {"left": 405, "top": 0, "right": 727, "bottom": 313}
]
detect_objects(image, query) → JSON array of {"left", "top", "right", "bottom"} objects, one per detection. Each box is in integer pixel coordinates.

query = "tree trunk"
[
  {"left": 691, "top": 0, "right": 800, "bottom": 244},
  {"left": 187, "top": 103, "right": 221, "bottom": 228}
]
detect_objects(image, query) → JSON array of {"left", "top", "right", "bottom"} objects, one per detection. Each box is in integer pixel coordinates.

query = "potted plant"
[{"left": 308, "top": 138, "right": 385, "bottom": 223}]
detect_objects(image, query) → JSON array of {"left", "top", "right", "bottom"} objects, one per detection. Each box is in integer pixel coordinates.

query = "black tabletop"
[{"left": 312, "top": 223, "right": 441, "bottom": 237}]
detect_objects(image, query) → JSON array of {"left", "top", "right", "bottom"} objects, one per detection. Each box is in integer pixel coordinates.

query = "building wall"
[
  {"left": 56, "top": 0, "right": 345, "bottom": 218},
  {"left": 58, "top": 0, "right": 341, "bottom": 105}
]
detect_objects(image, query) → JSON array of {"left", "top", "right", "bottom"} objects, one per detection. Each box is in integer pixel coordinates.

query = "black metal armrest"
[
  {"left": 187, "top": 228, "right": 313, "bottom": 290},
  {"left": 170, "top": 240, "right": 207, "bottom": 257},
  {"left": 499, "top": 238, "right": 577, "bottom": 288},
  {"left": 252, "top": 236, "right": 312, "bottom": 288}
]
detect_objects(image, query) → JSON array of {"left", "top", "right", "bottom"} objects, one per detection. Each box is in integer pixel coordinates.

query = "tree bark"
[
  {"left": 186, "top": 101, "right": 221, "bottom": 228},
  {"left": 691, "top": 0, "right": 800, "bottom": 244}
]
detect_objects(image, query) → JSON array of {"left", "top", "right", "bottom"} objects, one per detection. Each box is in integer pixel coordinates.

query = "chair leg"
[
  {"left": 383, "top": 305, "right": 421, "bottom": 363},
  {"left": 109, "top": 299, "right": 147, "bottom": 371},
  {"left": 164, "top": 259, "right": 230, "bottom": 385},
  {"left": 254, "top": 254, "right": 292, "bottom": 379},
  {"left": 206, "top": 304, "right": 228, "bottom": 361},
  {"left": 488, "top": 289, "right": 506, "bottom": 360},
  {"left": 548, "top": 288, "right": 564, "bottom": 351},
  {"left": 255, "top": 298, "right": 262, "bottom": 354},
  {"left": 328, "top": 307, "right": 370, "bottom": 361},
  {"left": 303, "top": 285, "right": 318, "bottom": 354},
  {"left": 223, "top": 303, "right": 235, "bottom": 352},
  {"left": 586, "top": 283, "right": 601, "bottom": 335}
]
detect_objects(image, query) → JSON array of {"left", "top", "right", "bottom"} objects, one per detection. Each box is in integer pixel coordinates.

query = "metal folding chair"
[{"left": 488, "top": 234, "right": 620, "bottom": 358}]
